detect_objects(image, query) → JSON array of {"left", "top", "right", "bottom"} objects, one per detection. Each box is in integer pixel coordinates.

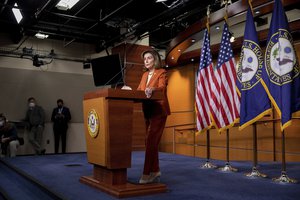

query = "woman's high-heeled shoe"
[
  {"left": 139, "top": 174, "right": 151, "bottom": 184},
  {"left": 149, "top": 171, "right": 161, "bottom": 183}
]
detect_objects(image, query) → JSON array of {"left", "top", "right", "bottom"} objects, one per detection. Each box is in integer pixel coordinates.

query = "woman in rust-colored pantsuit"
[{"left": 137, "top": 49, "right": 170, "bottom": 184}]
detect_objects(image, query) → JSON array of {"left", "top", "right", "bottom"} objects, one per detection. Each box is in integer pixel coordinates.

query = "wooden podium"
[{"left": 80, "top": 88, "right": 167, "bottom": 198}]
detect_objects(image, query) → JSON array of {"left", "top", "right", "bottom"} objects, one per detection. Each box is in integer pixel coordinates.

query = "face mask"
[
  {"left": 0, "top": 120, "right": 4, "bottom": 127},
  {"left": 29, "top": 102, "right": 35, "bottom": 108}
]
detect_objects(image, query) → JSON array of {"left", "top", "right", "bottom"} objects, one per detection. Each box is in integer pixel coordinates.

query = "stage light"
[
  {"left": 56, "top": 0, "right": 80, "bottom": 11},
  {"left": 12, "top": 3, "right": 23, "bottom": 24},
  {"left": 35, "top": 32, "right": 49, "bottom": 39}
]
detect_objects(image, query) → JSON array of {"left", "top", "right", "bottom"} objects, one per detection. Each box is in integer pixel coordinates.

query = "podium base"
[{"left": 80, "top": 176, "right": 167, "bottom": 198}]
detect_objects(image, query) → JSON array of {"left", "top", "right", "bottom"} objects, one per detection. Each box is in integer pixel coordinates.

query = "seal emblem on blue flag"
[
  {"left": 238, "top": 40, "right": 264, "bottom": 90},
  {"left": 265, "top": 29, "right": 299, "bottom": 86}
]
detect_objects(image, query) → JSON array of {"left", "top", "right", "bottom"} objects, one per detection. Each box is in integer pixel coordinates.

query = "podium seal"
[{"left": 87, "top": 109, "right": 99, "bottom": 138}]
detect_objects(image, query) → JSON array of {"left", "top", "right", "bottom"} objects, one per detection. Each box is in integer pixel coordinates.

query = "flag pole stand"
[
  {"left": 273, "top": 130, "right": 297, "bottom": 183},
  {"left": 201, "top": 130, "right": 217, "bottom": 169},
  {"left": 245, "top": 122, "right": 267, "bottom": 178},
  {"left": 219, "top": 129, "right": 237, "bottom": 172}
]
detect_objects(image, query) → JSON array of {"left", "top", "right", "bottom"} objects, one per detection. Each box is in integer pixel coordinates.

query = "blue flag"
[
  {"left": 262, "top": 0, "right": 300, "bottom": 131},
  {"left": 237, "top": 7, "right": 272, "bottom": 130}
]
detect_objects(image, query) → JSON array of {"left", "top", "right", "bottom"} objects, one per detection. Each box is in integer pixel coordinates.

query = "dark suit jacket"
[
  {"left": 51, "top": 106, "right": 71, "bottom": 129},
  {"left": 137, "top": 68, "right": 170, "bottom": 118}
]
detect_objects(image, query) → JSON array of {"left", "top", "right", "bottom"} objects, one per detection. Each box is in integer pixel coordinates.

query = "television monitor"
[{"left": 91, "top": 54, "right": 123, "bottom": 86}]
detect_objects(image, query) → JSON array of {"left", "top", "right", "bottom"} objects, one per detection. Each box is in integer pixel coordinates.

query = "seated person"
[{"left": 0, "top": 113, "right": 20, "bottom": 157}]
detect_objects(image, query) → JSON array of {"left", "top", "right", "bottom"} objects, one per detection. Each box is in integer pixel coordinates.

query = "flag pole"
[
  {"left": 245, "top": 122, "right": 267, "bottom": 178},
  {"left": 217, "top": 0, "right": 237, "bottom": 173},
  {"left": 273, "top": 130, "right": 297, "bottom": 183},
  {"left": 199, "top": 5, "right": 217, "bottom": 170},
  {"left": 201, "top": 129, "right": 217, "bottom": 169},
  {"left": 219, "top": 128, "right": 237, "bottom": 172}
]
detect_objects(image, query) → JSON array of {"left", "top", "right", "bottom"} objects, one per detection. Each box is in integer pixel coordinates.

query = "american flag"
[
  {"left": 195, "top": 29, "right": 213, "bottom": 132},
  {"left": 214, "top": 22, "right": 240, "bottom": 131}
]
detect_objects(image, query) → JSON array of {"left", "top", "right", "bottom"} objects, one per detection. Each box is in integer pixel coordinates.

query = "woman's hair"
[{"left": 142, "top": 49, "right": 162, "bottom": 69}]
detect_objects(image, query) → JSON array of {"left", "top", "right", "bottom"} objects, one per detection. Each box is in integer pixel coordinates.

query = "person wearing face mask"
[
  {"left": 51, "top": 99, "right": 71, "bottom": 154},
  {"left": 0, "top": 113, "right": 20, "bottom": 157},
  {"left": 24, "top": 97, "right": 46, "bottom": 155},
  {"left": 137, "top": 49, "right": 170, "bottom": 184}
]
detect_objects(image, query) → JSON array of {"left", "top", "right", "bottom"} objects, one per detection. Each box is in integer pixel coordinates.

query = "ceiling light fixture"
[
  {"left": 35, "top": 32, "right": 49, "bottom": 39},
  {"left": 12, "top": 3, "right": 23, "bottom": 24},
  {"left": 56, "top": 0, "right": 80, "bottom": 11},
  {"left": 229, "top": 32, "right": 235, "bottom": 43}
]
